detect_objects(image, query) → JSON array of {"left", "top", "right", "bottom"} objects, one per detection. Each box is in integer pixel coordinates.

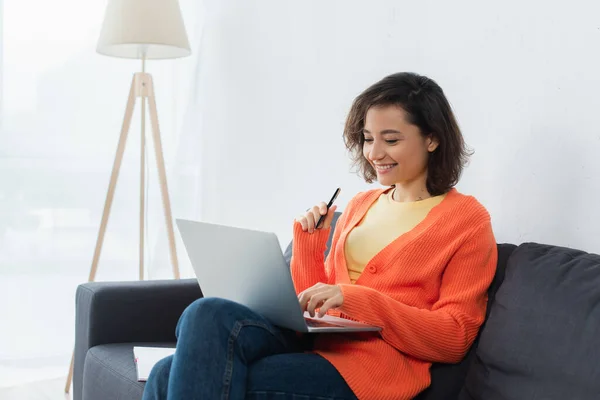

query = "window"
[{"left": 0, "top": 0, "right": 200, "bottom": 386}]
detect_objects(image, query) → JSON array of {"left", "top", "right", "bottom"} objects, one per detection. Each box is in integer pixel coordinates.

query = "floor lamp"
[{"left": 65, "top": 0, "right": 191, "bottom": 393}]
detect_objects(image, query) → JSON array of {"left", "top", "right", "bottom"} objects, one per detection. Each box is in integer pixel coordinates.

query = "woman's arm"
[
  {"left": 338, "top": 221, "right": 497, "bottom": 363},
  {"left": 290, "top": 193, "right": 360, "bottom": 294},
  {"left": 290, "top": 222, "right": 330, "bottom": 294}
]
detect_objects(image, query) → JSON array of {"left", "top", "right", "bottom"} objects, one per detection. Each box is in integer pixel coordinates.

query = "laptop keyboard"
[{"left": 305, "top": 318, "right": 344, "bottom": 328}]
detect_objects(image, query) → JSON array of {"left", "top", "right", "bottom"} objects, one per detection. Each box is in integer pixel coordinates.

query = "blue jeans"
[{"left": 142, "top": 297, "right": 357, "bottom": 400}]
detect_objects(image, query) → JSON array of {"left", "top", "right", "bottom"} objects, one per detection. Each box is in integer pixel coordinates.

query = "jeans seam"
[
  {"left": 221, "top": 321, "right": 241, "bottom": 400},
  {"left": 222, "top": 320, "right": 289, "bottom": 400}
]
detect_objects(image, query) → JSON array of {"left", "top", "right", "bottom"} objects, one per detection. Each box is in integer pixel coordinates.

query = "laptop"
[{"left": 176, "top": 219, "right": 381, "bottom": 333}]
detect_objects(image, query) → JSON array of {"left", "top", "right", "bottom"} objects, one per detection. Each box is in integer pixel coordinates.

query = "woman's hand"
[
  {"left": 298, "top": 283, "right": 344, "bottom": 318},
  {"left": 295, "top": 202, "right": 338, "bottom": 233}
]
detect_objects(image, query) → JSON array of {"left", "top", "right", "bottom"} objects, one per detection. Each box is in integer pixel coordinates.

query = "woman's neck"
[{"left": 391, "top": 180, "right": 431, "bottom": 203}]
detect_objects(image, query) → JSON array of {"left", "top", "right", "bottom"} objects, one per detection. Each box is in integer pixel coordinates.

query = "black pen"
[{"left": 315, "top": 188, "right": 341, "bottom": 229}]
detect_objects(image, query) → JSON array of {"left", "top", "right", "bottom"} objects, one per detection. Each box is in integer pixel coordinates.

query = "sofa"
[{"left": 73, "top": 214, "right": 600, "bottom": 400}]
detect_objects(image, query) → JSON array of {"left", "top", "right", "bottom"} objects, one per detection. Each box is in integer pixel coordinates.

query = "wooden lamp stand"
[
  {"left": 66, "top": 0, "right": 190, "bottom": 392},
  {"left": 64, "top": 68, "right": 181, "bottom": 393}
]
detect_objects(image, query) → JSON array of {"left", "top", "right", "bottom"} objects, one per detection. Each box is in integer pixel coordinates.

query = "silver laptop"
[{"left": 176, "top": 219, "right": 381, "bottom": 333}]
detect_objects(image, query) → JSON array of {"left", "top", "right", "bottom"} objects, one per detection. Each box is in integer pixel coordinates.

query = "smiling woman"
[{"left": 287, "top": 72, "right": 497, "bottom": 399}]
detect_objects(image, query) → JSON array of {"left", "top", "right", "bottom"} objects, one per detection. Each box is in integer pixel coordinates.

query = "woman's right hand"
[{"left": 295, "top": 202, "right": 338, "bottom": 233}]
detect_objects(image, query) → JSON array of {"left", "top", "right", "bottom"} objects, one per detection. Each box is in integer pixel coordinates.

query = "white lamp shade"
[{"left": 97, "top": 0, "right": 191, "bottom": 60}]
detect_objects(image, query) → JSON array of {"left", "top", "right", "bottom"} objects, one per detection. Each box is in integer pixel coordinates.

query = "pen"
[{"left": 315, "top": 188, "right": 341, "bottom": 229}]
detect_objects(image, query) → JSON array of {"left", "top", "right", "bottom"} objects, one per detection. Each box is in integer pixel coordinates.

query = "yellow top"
[{"left": 344, "top": 188, "right": 446, "bottom": 284}]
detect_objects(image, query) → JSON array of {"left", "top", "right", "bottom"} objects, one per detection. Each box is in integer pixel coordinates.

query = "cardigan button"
[{"left": 368, "top": 265, "right": 377, "bottom": 273}]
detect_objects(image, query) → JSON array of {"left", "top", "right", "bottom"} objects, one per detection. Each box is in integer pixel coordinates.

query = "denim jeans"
[{"left": 142, "top": 297, "right": 357, "bottom": 400}]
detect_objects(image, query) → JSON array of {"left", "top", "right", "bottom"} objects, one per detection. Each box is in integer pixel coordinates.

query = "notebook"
[{"left": 133, "top": 346, "right": 176, "bottom": 382}]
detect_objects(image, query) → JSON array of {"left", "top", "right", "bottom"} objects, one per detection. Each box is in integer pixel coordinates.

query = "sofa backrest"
[
  {"left": 460, "top": 243, "right": 600, "bottom": 400},
  {"left": 283, "top": 212, "right": 517, "bottom": 400}
]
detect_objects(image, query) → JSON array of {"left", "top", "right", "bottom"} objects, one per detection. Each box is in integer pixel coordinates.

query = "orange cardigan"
[{"left": 290, "top": 188, "right": 498, "bottom": 400}]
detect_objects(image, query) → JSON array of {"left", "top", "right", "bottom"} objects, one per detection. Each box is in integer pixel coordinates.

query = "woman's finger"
[
  {"left": 295, "top": 216, "right": 308, "bottom": 232},
  {"left": 298, "top": 283, "right": 329, "bottom": 312},
  {"left": 317, "top": 295, "right": 341, "bottom": 318},
  {"left": 318, "top": 201, "right": 328, "bottom": 216},
  {"left": 310, "top": 206, "right": 322, "bottom": 230},
  {"left": 298, "top": 286, "right": 319, "bottom": 311},
  {"left": 305, "top": 210, "right": 316, "bottom": 233},
  {"left": 298, "top": 291, "right": 309, "bottom": 311},
  {"left": 306, "top": 292, "right": 329, "bottom": 318},
  {"left": 314, "top": 203, "right": 331, "bottom": 229}
]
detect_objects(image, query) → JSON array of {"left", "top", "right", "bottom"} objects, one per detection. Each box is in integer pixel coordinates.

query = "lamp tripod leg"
[
  {"left": 145, "top": 75, "right": 180, "bottom": 279},
  {"left": 65, "top": 75, "right": 138, "bottom": 394}
]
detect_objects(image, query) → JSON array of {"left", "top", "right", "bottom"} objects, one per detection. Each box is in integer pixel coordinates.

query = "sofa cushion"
[
  {"left": 82, "top": 342, "right": 175, "bottom": 400},
  {"left": 460, "top": 242, "right": 600, "bottom": 400}
]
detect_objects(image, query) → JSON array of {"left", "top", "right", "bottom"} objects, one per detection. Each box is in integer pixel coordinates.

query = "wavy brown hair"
[{"left": 343, "top": 72, "right": 471, "bottom": 196}]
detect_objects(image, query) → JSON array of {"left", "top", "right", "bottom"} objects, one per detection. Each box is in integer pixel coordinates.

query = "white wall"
[{"left": 189, "top": 0, "right": 600, "bottom": 253}]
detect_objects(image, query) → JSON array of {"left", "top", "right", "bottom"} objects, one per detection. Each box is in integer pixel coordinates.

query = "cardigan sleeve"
[
  {"left": 289, "top": 222, "right": 330, "bottom": 294},
  {"left": 337, "top": 221, "right": 497, "bottom": 363},
  {"left": 290, "top": 193, "right": 360, "bottom": 295}
]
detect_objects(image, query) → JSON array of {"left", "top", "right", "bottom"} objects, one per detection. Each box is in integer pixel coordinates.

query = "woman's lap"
[
  {"left": 147, "top": 352, "right": 356, "bottom": 400},
  {"left": 143, "top": 297, "right": 356, "bottom": 400}
]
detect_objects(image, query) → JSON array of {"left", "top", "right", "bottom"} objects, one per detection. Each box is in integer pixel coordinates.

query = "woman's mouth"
[{"left": 374, "top": 163, "right": 397, "bottom": 174}]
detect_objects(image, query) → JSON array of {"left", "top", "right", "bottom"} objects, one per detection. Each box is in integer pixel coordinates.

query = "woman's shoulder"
[{"left": 446, "top": 188, "right": 492, "bottom": 226}]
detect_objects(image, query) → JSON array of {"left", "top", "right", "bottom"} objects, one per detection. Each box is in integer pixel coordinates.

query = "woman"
[{"left": 143, "top": 72, "right": 498, "bottom": 400}]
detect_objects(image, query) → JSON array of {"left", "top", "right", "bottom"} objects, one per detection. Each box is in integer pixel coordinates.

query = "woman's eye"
[
  {"left": 363, "top": 138, "right": 374, "bottom": 143},
  {"left": 385, "top": 140, "right": 398, "bottom": 144}
]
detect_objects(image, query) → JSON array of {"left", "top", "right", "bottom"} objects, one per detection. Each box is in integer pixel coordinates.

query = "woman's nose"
[{"left": 368, "top": 141, "right": 385, "bottom": 161}]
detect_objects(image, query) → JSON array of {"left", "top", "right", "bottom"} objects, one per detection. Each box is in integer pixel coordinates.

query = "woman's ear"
[{"left": 427, "top": 134, "right": 439, "bottom": 153}]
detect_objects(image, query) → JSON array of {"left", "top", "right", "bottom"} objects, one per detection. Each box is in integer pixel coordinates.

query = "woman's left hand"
[{"left": 298, "top": 283, "right": 344, "bottom": 318}]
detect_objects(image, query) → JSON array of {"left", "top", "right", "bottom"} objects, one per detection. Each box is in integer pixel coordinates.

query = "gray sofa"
[{"left": 73, "top": 216, "right": 600, "bottom": 399}]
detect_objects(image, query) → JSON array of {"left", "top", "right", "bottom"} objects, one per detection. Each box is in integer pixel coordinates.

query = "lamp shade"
[{"left": 97, "top": 0, "right": 191, "bottom": 60}]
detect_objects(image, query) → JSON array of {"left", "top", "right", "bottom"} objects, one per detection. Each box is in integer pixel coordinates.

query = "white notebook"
[{"left": 133, "top": 346, "right": 176, "bottom": 382}]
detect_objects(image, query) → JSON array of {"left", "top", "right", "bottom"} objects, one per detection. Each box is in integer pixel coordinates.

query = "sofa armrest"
[{"left": 73, "top": 278, "right": 202, "bottom": 400}]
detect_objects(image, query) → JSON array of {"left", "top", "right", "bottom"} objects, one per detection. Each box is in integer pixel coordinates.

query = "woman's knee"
[
  {"left": 181, "top": 297, "right": 240, "bottom": 321},
  {"left": 176, "top": 297, "right": 251, "bottom": 336}
]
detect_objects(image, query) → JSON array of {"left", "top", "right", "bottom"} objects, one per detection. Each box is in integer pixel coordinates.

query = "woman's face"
[{"left": 362, "top": 105, "right": 438, "bottom": 187}]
